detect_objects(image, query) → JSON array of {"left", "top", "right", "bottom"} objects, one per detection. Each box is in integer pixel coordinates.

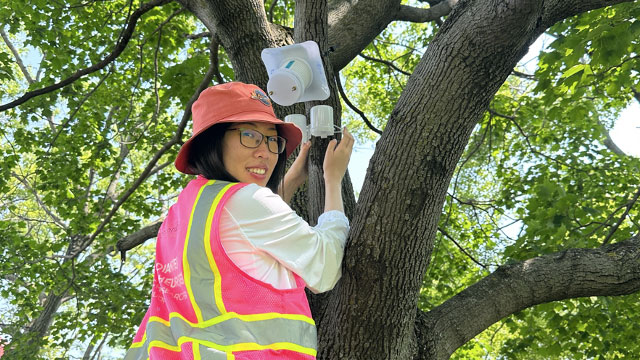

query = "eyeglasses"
[{"left": 226, "top": 128, "right": 287, "bottom": 154}]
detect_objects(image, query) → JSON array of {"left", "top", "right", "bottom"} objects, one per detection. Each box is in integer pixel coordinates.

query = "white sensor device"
[
  {"left": 261, "top": 41, "right": 330, "bottom": 106},
  {"left": 285, "top": 106, "right": 342, "bottom": 143},
  {"left": 284, "top": 114, "right": 310, "bottom": 143},
  {"left": 310, "top": 105, "right": 334, "bottom": 138}
]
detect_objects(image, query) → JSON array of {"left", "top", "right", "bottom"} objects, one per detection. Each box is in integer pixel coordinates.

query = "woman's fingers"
[
  {"left": 323, "top": 128, "right": 354, "bottom": 183},
  {"left": 335, "top": 128, "right": 354, "bottom": 156},
  {"left": 300, "top": 140, "right": 311, "bottom": 154},
  {"left": 283, "top": 140, "right": 311, "bottom": 189},
  {"left": 294, "top": 141, "right": 311, "bottom": 165},
  {"left": 325, "top": 139, "right": 338, "bottom": 155},
  {"left": 342, "top": 126, "right": 355, "bottom": 149}
]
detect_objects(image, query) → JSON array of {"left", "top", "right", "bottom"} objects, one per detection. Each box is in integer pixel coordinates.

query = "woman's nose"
[{"left": 254, "top": 138, "right": 271, "bottom": 157}]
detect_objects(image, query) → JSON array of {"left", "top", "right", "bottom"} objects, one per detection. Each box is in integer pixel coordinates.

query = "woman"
[{"left": 125, "top": 82, "right": 354, "bottom": 359}]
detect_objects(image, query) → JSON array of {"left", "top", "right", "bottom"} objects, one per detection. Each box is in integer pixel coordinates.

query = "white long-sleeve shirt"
[{"left": 219, "top": 183, "right": 349, "bottom": 293}]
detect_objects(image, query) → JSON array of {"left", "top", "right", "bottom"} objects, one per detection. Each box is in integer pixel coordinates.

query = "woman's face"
[{"left": 221, "top": 122, "right": 279, "bottom": 187}]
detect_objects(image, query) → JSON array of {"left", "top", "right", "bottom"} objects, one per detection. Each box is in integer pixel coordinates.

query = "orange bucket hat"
[{"left": 175, "top": 82, "right": 303, "bottom": 174}]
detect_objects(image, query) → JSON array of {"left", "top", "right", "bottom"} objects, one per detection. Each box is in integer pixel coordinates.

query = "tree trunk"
[
  {"left": 317, "top": 0, "right": 541, "bottom": 356},
  {"left": 5, "top": 290, "right": 67, "bottom": 358},
  {"left": 316, "top": 0, "right": 633, "bottom": 358}
]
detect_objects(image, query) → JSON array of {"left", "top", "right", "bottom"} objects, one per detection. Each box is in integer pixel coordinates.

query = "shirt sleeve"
[{"left": 223, "top": 183, "right": 349, "bottom": 293}]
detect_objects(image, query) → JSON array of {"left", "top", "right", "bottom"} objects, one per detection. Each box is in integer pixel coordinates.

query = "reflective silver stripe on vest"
[
  {"left": 125, "top": 181, "right": 317, "bottom": 359},
  {"left": 187, "top": 180, "right": 228, "bottom": 319},
  {"left": 125, "top": 314, "right": 317, "bottom": 359}
]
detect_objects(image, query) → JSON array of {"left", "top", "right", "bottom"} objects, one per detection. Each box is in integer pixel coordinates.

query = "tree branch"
[
  {"left": 326, "top": 0, "right": 401, "bottom": 71},
  {"left": 539, "top": 0, "right": 634, "bottom": 31},
  {"left": 89, "top": 334, "right": 108, "bottom": 360},
  {"left": 11, "top": 172, "right": 67, "bottom": 229},
  {"left": 511, "top": 70, "right": 535, "bottom": 79},
  {"left": 335, "top": 73, "right": 383, "bottom": 135},
  {"left": 602, "top": 186, "right": 640, "bottom": 245},
  {"left": 148, "top": 160, "right": 173, "bottom": 177},
  {"left": 358, "top": 53, "right": 412, "bottom": 76},
  {"left": 395, "top": 0, "right": 459, "bottom": 23},
  {"left": 116, "top": 219, "right": 164, "bottom": 259},
  {"left": 35, "top": 51, "right": 47, "bottom": 83},
  {"left": 322, "top": 0, "right": 456, "bottom": 71},
  {"left": 186, "top": 31, "right": 211, "bottom": 40},
  {"left": 0, "top": 0, "right": 172, "bottom": 112},
  {"left": 582, "top": 188, "right": 640, "bottom": 239},
  {"left": 602, "top": 127, "right": 627, "bottom": 156},
  {"left": 416, "top": 234, "right": 640, "bottom": 360},
  {"left": 268, "top": 0, "right": 278, "bottom": 22},
  {"left": 209, "top": 36, "right": 224, "bottom": 84},
  {"left": 106, "top": 132, "right": 131, "bottom": 202},
  {"left": 70, "top": 37, "right": 220, "bottom": 259},
  {"left": 489, "top": 108, "right": 584, "bottom": 171},
  {"left": 183, "top": 32, "right": 223, "bottom": 83},
  {"left": 49, "top": 66, "right": 114, "bottom": 148},
  {"left": 0, "top": 28, "right": 34, "bottom": 84},
  {"left": 437, "top": 227, "right": 487, "bottom": 268}
]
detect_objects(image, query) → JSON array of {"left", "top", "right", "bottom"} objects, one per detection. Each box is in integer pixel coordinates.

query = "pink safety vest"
[{"left": 125, "top": 177, "right": 317, "bottom": 359}]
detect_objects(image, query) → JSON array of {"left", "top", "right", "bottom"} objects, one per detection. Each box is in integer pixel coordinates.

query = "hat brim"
[{"left": 175, "top": 112, "right": 302, "bottom": 175}]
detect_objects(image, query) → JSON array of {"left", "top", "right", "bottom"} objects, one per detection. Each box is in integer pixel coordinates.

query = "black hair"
[{"left": 188, "top": 123, "right": 287, "bottom": 194}]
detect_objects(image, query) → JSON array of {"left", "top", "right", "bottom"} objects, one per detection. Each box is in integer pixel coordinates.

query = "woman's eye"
[
  {"left": 241, "top": 130, "right": 256, "bottom": 139},
  {"left": 268, "top": 137, "right": 278, "bottom": 143}
]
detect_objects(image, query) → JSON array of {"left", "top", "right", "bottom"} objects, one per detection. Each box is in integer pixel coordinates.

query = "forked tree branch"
[
  {"left": 0, "top": 0, "right": 173, "bottom": 112},
  {"left": 416, "top": 234, "right": 640, "bottom": 360}
]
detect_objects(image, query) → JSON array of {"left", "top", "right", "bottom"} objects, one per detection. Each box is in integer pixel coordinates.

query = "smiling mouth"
[{"left": 247, "top": 168, "right": 266, "bottom": 175}]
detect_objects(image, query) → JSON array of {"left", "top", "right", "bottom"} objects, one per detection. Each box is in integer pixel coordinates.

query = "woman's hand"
[
  {"left": 286, "top": 140, "right": 311, "bottom": 187},
  {"left": 323, "top": 127, "right": 355, "bottom": 185},
  {"left": 322, "top": 127, "right": 354, "bottom": 213},
  {"left": 279, "top": 141, "right": 311, "bottom": 203}
]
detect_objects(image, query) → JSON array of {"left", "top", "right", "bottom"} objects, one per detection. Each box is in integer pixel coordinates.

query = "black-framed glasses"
[{"left": 227, "top": 128, "right": 287, "bottom": 154}]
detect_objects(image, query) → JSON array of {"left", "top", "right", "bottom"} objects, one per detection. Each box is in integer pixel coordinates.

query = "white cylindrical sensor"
[
  {"left": 284, "top": 114, "right": 309, "bottom": 143},
  {"left": 310, "top": 105, "right": 334, "bottom": 138},
  {"left": 281, "top": 58, "right": 312, "bottom": 88},
  {"left": 267, "top": 58, "right": 313, "bottom": 106}
]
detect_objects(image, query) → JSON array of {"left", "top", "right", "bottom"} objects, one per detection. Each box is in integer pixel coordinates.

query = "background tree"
[{"left": 1, "top": 0, "right": 639, "bottom": 359}]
